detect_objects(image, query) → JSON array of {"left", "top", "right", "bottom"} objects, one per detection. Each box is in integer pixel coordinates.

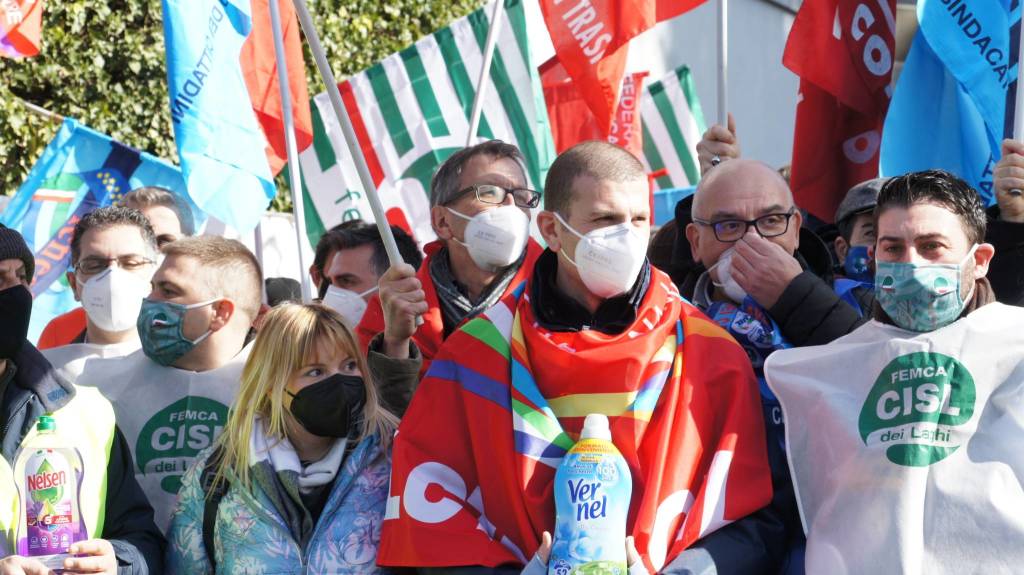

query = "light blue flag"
[
  {"left": 162, "top": 0, "right": 275, "bottom": 232},
  {"left": 0, "top": 118, "right": 196, "bottom": 343},
  {"left": 881, "top": 0, "right": 1018, "bottom": 204}
]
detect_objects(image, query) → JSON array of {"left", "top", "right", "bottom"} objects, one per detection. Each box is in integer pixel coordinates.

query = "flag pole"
[
  {"left": 466, "top": 0, "right": 505, "bottom": 146},
  {"left": 254, "top": 222, "right": 268, "bottom": 304},
  {"left": 1014, "top": 18, "right": 1024, "bottom": 141},
  {"left": 292, "top": 0, "right": 405, "bottom": 269},
  {"left": 717, "top": 0, "right": 728, "bottom": 127},
  {"left": 269, "top": 0, "right": 313, "bottom": 302},
  {"left": 1013, "top": 14, "right": 1024, "bottom": 196}
]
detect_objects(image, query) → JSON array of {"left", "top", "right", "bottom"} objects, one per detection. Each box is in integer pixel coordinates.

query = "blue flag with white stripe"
[
  {"left": 162, "top": 0, "right": 275, "bottom": 232},
  {"left": 881, "top": 0, "right": 1018, "bottom": 203},
  {"left": 0, "top": 118, "right": 192, "bottom": 342}
]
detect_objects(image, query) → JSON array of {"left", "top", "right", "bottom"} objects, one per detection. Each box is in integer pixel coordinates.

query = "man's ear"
[
  {"left": 791, "top": 209, "right": 803, "bottom": 250},
  {"left": 536, "top": 211, "right": 561, "bottom": 252},
  {"left": 834, "top": 236, "right": 849, "bottom": 263},
  {"left": 685, "top": 222, "right": 702, "bottom": 265},
  {"left": 209, "top": 299, "right": 236, "bottom": 333},
  {"left": 431, "top": 205, "right": 454, "bottom": 241},
  {"left": 308, "top": 264, "right": 322, "bottom": 290},
  {"left": 972, "top": 243, "right": 996, "bottom": 279},
  {"left": 67, "top": 271, "right": 81, "bottom": 302}
]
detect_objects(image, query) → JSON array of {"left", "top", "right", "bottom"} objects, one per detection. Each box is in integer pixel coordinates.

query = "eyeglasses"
[
  {"left": 448, "top": 184, "right": 541, "bottom": 209},
  {"left": 74, "top": 255, "right": 155, "bottom": 276},
  {"left": 693, "top": 208, "right": 797, "bottom": 243}
]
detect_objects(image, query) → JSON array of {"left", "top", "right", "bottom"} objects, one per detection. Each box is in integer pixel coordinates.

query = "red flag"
[
  {"left": 240, "top": 0, "right": 314, "bottom": 176},
  {"left": 783, "top": 0, "right": 896, "bottom": 222},
  {"left": 539, "top": 0, "right": 701, "bottom": 135},
  {"left": 540, "top": 57, "right": 647, "bottom": 156},
  {"left": 1, "top": 0, "right": 43, "bottom": 58}
]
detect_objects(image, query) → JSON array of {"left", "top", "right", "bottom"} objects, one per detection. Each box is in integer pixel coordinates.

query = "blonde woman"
[{"left": 166, "top": 304, "right": 398, "bottom": 573}]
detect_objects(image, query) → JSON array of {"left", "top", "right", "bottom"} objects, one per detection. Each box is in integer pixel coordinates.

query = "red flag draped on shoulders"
[
  {"left": 378, "top": 264, "right": 772, "bottom": 571},
  {"left": 1, "top": 0, "right": 43, "bottom": 58},
  {"left": 241, "top": 0, "right": 313, "bottom": 175},
  {"left": 783, "top": 0, "right": 896, "bottom": 222},
  {"left": 356, "top": 239, "right": 544, "bottom": 375},
  {"left": 539, "top": 0, "right": 702, "bottom": 136}
]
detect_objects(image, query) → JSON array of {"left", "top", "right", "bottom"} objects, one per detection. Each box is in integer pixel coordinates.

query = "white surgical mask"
[
  {"left": 81, "top": 266, "right": 153, "bottom": 333},
  {"left": 447, "top": 205, "right": 530, "bottom": 272},
  {"left": 707, "top": 247, "right": 748, "bottom": 304},
  {"left": 322, "top": 285, "right": 378, "bottom": 328},
  {"left": 554, "top": 212, "right": 649, "bottom": 299}
]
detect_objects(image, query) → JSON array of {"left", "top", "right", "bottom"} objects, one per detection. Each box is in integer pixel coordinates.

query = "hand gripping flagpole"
[
  {"left": 466, "top": 0, "right": 505, "bottom": 146},
  {"left": 717, "top": 0, "right": 728, "bottom": 128},
  {"left": 292, "top": 0, "right": 423, "bottom": 324},
  {"left": 268, "top": 0, "right": 313, "bottom": 302}
]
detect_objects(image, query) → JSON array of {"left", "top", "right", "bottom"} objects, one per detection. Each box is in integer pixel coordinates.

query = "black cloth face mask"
[
  {"left": 287, "top": 373, "right": 367, "bottom": 438},
  {"left": 0, "top": 284, "right": 32, "bottom": 360}
]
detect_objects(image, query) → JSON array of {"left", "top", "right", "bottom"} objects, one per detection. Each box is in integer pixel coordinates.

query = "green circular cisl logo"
[
  {"left": 858, "top": 352, "right": 975, "bottom": 467},
  {"left": 135, "top": 396, "right": 229, "bottom": 494}
]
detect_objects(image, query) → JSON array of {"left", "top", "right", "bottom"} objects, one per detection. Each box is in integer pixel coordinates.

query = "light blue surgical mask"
[
  {"left": 874, "top": 245, "right": 977, "bottom": 332},
  {"left": 137, "top": 297, "right": 220, "bottom": 366},
  {"left": 842, "top": 245, "right": 873, "bottom": 283}
]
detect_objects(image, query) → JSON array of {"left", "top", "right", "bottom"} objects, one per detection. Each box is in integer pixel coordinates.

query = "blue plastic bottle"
[{"left": 548, "top": 414, "right": 632, "bottom": 575}]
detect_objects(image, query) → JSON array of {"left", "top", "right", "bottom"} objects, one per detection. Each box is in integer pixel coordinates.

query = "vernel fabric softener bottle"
[{"left": 549, "top": 414, "right": 632, "bottom": 575}]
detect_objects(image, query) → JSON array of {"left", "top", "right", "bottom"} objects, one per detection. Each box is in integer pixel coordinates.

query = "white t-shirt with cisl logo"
[
  {"left": 765, "top": 303, "right": 1024, "bottom": 575},
  {"left": 75, "top": 344, "right": 251, "bottom": 531}
]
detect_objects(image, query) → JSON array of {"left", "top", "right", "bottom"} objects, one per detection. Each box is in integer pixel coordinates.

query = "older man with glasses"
[
  {"left": 41, "top": 206, "right": 160, "bottom": 380},
  {"left": 356, "top": 140, "right": 544, "bottom": 384},
  {"left": 672, "top": 158, "right": 875, "bottom": 574}
]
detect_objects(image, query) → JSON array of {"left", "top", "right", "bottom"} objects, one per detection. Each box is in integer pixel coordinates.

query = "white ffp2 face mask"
[
  {"left": 707, "top": 247, "right": 748, "bottom": 304},
  {"left": 448, "top": 205, "right": 530, "bottom": 272},
  {"left": 322, "top": 285, "right": 378, "bottom": 328},
  {"left": 554, "top": 212, "right": 649, "bottom": 299},
  {"left": 81, "top": 266, "right": 153, "bottom": 333}
]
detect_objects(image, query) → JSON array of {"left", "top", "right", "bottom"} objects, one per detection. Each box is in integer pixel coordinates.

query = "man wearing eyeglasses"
[
  {"left": 41, "top": 206, "right": 160, "bottom": 381},
  {"left": 678, "top": 158, "right": 872, "bottom": 574},
  {"left": 356, "top": 140, "right": 544, "bottom": 378}
]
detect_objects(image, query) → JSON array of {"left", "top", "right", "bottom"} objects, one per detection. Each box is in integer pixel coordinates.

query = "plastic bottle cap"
[
  {"left": 37, "top": 415, "right": 56, "bottom": 432},
  {"left": 580, "top": 413, "right": 612, "bottom": 441}
]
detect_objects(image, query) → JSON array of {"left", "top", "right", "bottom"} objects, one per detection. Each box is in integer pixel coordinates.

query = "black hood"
[{"left": 669, "top": 195, "right": 836, "bottom": 298}]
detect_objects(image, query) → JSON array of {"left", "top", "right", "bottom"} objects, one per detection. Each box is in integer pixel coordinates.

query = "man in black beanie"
[{"left": 0, "top": 225, "right": 165, "bottom": 575}]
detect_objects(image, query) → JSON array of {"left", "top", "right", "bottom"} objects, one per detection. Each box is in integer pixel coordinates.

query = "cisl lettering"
[
  {"left": 150, "top": 408, "right": 223, "bottom": 452},
  {"left": 874, "top": 365, "right": 960, "bottom": 421}
]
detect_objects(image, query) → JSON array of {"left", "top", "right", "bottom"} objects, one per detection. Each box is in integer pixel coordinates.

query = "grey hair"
[{"left": 429, "top": 140, "right": 527, "bottom": 206}]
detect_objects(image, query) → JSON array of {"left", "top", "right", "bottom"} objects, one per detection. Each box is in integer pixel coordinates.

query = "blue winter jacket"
[{"left": 166, "top": 434, "right": 392, "bottom": 574}]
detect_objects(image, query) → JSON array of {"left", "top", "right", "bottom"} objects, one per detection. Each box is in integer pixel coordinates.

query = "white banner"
[{"left": 765, "top": 303, "right": 1024, "bottom": 574}]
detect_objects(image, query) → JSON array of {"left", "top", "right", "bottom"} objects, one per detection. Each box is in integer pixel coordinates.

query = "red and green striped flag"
[
  {"left": 640, "top": 65, "right": 707, "bottom": 191},
  {"left": 298, "top": 0, "right": 555, "bottom": 246}
]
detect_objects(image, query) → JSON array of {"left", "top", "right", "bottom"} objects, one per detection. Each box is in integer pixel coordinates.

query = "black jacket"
[
  {"left": 985, "top": 205, "right": 1024, "bottom": 306},
  {"left": 3, "top": 342, "right": 164, "bottom": 574},
  {"left": 669, "top": 196, "right": 874, "bottom": 347}
]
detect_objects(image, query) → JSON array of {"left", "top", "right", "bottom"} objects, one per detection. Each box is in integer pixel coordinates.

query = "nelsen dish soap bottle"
[
  {"left": 14, "top": 415, "right": 86, "bottom": 569},
  {"left": 548, "top": 414, "right": 632, "bottom": 575}
]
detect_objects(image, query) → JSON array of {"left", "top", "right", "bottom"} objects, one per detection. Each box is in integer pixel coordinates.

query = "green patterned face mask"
[{"left": 874, "top": 245, "right": 977, "bottom": 332}]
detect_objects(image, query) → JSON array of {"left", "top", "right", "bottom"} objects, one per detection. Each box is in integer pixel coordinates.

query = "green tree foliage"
[{"left": 0, "top": 0, "right": 484, "bottom": 209}]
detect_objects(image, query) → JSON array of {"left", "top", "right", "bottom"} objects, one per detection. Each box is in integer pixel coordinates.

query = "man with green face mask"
[
  {"left": 74, "top": 236, "right": 262, "bottom": 531},
  {"left": 765, "top": 170, "right": 1024, "bottom": 573}
]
